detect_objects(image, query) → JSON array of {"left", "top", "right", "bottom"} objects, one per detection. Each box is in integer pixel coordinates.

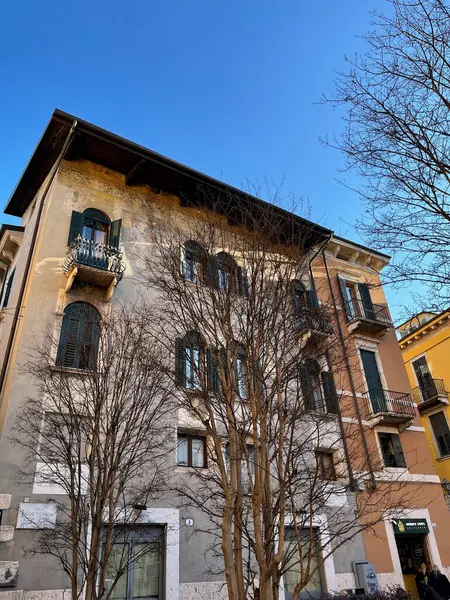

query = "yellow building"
[{"left": 398, "top": 311, "right": 450, "bottom": 486}]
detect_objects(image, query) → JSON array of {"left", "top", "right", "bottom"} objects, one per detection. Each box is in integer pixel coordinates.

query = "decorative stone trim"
[
  {"left": 0, "top": 590, "right": 23, "bottom": 600},
  {"left": 0, "top": 496, "right": 11, "bottom": 510},
  {"left": 0, "top": 562, "right": 19, "bottom": 588},
  {"left": 0, "top": 527, "right": 14, "bottom": 543},
  {"left": 24, "top": 590, "right": 71, "bottom": 600}
]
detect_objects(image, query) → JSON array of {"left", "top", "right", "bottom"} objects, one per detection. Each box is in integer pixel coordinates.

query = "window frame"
[
  {"left": 378, "top": 432, "right": 407, "bottom": 468},
  {"left": 316, "top": 449, "right": 337, "bottom": 481},
  {"left": 429, "top": 411, "right": 450, "bottom": 458},
  {"left": 283, "top": 527, "right": 324, "bottom": 597},
  {"left": 177, "top": 434, "right": 207, "bottom": 468},
  {"left": 56, "top": 302, "right": 101, "bottom": 371}
]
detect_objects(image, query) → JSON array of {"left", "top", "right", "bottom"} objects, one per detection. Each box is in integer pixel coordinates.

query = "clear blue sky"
[{"left": 2, "top": 0, "right": 413, "bottom": 319}]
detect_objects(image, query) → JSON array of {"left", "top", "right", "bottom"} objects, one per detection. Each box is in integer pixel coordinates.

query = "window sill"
[
  {"left": 175, "top": 466, "right": 208, "bottom": 473},
  {"left": 437, "top": 454, "right": 450, "bottom": 462},
  {"left": 382, "top": 466, "right": 409, "bottom": 473}
]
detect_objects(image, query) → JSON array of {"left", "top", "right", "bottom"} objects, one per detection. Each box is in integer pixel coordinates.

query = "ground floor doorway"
[{"left": 393, "top": 518, "right": 431, "bottom": 600}]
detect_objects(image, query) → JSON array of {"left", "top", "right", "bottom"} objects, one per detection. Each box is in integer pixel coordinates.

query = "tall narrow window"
[
  {"left": 181, "top": 241, "right": 206, "bottom": 283},
  {"left": 316, "top": 450, "right": 336, "bottom": 481},
  {"left": 56, "top": 302, "right": 100, "bottom": 370},
  {"left": 378, "top": 432, "right": 406, "bottom": 468},
  {"left": 215, "top": 252, "right": 238, "bottom": 292},
  {"left": 429, "top": 412, "right": 450, "bottom": 457},
  {"left": 2, "top": 269, "right": 15, "bottom": 308},
  {"left": 175, "top": 331, "right": 205, "bottom": 390},
  {"left": 284, "top": 528, "right": 323, "bottom": 597},
  {"left": 292, "top": 280, "right": 307, "bottom": 314},
  {"left": 413, "top": 356, "right": 437, "bottom": 401},
  {"left": 67, "top": 209, "right": 122, "bottom": 249},
  {"left": 235, "top": 345, "right": 248, "bottom": 399},
  {"left": 299, "top": 360, "right": 324, "bottom": 412}
]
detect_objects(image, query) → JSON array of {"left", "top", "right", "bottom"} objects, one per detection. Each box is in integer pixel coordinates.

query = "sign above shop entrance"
[{"left": 393, "top": 519, "right": 429, "bottom": 535}]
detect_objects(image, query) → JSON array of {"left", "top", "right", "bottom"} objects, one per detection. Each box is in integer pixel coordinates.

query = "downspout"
[
  {"left": 308, "top": 236, "right": 356, "bottom": 489},
  {"left": 0, "top": 121, "right": 78, "bottom": 423},
  {"left": 321, "top": 249, "right": 377, "bottom": 491}
]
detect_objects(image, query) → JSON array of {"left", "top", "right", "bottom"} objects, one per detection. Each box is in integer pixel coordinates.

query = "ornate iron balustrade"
[
  {"left": 345, "top": 298, "right": 392, "bottom": 326},
  {"left": 412, "top": 378, "right": 448, "bottom": 404},
  {"left": 63, "top": 236, "right": 125, "bottom": 280},
  {"left": 296, "top": 307, "right": 334, "bottom": 335},
  {"left": 363, "top": 388, "right": 416, "bottom": 419}
]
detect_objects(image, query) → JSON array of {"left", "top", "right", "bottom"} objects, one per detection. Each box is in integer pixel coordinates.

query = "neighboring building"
[
  {"left": 398, "top": 311, "right": 450, "bottom": 489},
  {"left": 0, "top": 110, "right": 449, "bottom": 600}
]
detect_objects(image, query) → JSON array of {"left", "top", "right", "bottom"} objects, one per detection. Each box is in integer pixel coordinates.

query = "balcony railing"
[
  {"left": 363, "top": 388, "right": 416, "bottom": 423},
  {"left": 296, "top": 307, "right": 334, "bottom": 336},
  {"left": 345, "top": 298, "right": 392, "bottom": 326},
  {"left": 64, "top": 236, "right": 125, "bottom": 280},
  {"left": 412, "top": 379, "right": 449, "bottom": 412}
]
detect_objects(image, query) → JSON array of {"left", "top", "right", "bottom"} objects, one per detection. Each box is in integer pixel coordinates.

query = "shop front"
[{"left": 393, "top": 519, "right": 431, "bottom": 600}]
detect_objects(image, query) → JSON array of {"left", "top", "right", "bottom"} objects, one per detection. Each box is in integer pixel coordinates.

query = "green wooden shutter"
[
  {"left": 321, "top": 371, "right": 338, "bottom": 414},
  {"left": 175, "top": 338, "right": 186, "bottom": 387},
  {"left": 207, "top": 348, "right": 219, "bottom": 392},
  {"left": 62, "top": 316, "right": 81, "bottom": 368},
  {"left": 358, "top": 283, "right": 375, "bottom": 320},
  {"left": 109, "top": 219, "right": 122, "bottom": 249},
  {"left": 2, "top": 269, "right": 15, "bottom": 308},
  {"left": 299, "top": 365, "right": 314, "bottom": 411},
  {"left": 337, "top": 275, "right": 352, "bottom": 320},
  {"left": 68, "top": 211, "right": 84, "bottom": 245},
  {"left": 207, "top": 256, "right": 219, "bottom": 287},
  {"left": 306, "top": 289, "right": 319, "bottom": 310},
  {"left": 392, "top": 434, "right": 406, "bottom": 468},
  {"left": 237, "top": 267, "right": 249, "bottom": 297}
]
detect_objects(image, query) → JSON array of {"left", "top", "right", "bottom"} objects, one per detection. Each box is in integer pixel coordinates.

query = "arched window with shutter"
[
  {"left": 208, "top": 252, "right": 248, "bottom": 296},
  {"left": 56, "top": 302, "right": 100, "bottom": 370},
  {"left": 67, "top": 208, "right": 122, "bottom": 249},
  {"left": 181, "top": 241, "right": 207, "bottom": 283},
  {"left": 292, "top": 280, "right": 307, "bottom": 314},
  {"left": 298, "top": 359, "right": 338, "bottom": 414}
]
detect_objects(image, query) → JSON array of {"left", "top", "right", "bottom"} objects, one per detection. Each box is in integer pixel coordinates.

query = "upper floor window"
[
  {"left": 338, "top": 276, "right": 375, "bottom": 321},
  {"left": 225, "top": 442, "right": 255, "bottom": 478},
  {"left": 177, "top": 433, "right": 207, "bottom": 468},
  {"left": 235, "top": 344, "right": 249, "bottom": 400},
  {"left": 429, "top": 412, "right": 450, "bottom": 458},
  {"left": 298, "top": 360, "right": 338, "bottom": 414},
  {"left": 316, "top": 450, "right": 336, "bottom": 481},
  {"left": 292, "top": 280, "right": 320, "bottom": 314},
  {"left": 378, "top": 432, "right": 406, "bottom": 468},
  {"left": 56, "top": 302, "right": 100, "bottom": 370},
  {"left": 2, "top": 268, "right": 15, "bottom": 309},
  {"left": 68, "top": 209, "right": 122, "bottom": 249},
  {"left": 214, "top": 252, "right": 238, "bottom": 292},
  {"left": 181, "top": 241, "right": 206, "bottom": 283},
  {"left": 175, "top": 331, "right": 205, "bottom": 390}
]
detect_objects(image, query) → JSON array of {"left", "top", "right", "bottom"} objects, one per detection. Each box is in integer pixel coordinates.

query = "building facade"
[
  {"left": 0, "top": 111, "right": 449, "bottom": 600},
  {"left": 398, "top": 312, "right": 450, "bottom": 489}
]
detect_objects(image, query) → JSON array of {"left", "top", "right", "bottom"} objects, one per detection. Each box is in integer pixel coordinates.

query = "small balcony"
[
  {"left": 296, "top": 308, "right": 334, "bottom": 337},
  {"left": 363, "top": 388, "right": 416, "bottom": 428},
  {"left": 412, "top": 379, "right": 449, "bottom": 414},
  {"left": 345, "top": 298, "right": 392, "bottom": 335},
  {"left": 63, "top": 236, "right": 125, "bottom": 301}
]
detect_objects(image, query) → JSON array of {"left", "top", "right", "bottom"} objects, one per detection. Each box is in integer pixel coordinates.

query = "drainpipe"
[
  {"left": 308, "top": 236, "right": 356, "bottom": 489},
  {"left": 321, "top": 249, "right": 377, "bottom": 491},
  {"left": 0, "top": 120, "right": 78, "bottom": 423}
]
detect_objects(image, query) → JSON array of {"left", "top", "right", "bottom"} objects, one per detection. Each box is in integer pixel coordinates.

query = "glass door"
[{"left": 361, "top": 349, "right": 387, "bottom": 413}]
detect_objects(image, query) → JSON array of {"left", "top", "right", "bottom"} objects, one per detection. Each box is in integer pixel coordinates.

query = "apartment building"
[
  {"left": 398, "top": 311, "right": 450, "bottom": 492},
  {"left": 0, "top": 110, "right": 448, "bottom": 600}
]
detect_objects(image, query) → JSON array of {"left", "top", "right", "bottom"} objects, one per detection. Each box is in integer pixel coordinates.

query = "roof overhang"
[{"left": 4, "top": 110, "right": 331, "bottom": 250}]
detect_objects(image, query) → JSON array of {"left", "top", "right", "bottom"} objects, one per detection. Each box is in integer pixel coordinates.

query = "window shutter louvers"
[
  {"left": 2, "top": 269, "right": 15, "bottom": 308},
  {"left": 207, "top": 256, "right": 219, "bottom": 287},
  {"left": 306, "top": 288, "right": 320, "bottom": 310},
  {"left": 175, "top": 338, "right": 186, "bottom": 387},
  {"left": 63, "top": 316, "right": 81, "bottom": 368},
  {"left": 299, "top": 365, "right": 314, "bottom": 412},
  {"left": 207, "top": 349, "right": 220, "bottom": 393},
  {"left": 68, "top": 211, "right": 84, "bottom": 245},
  {"left": 237, "top": 267, "right": 250, "bottom": 297},
  {"left": 391, "top": 434, "right": 406, "bottom": 468},
  {"left": 109, "top": 219, "right": 122, "bottom": 249},
  {"left": 321, "top": 371, "right": 338, "bottom": 414},
  {"left": 358, "top": 283, "right": 375, "bottom": 320}
]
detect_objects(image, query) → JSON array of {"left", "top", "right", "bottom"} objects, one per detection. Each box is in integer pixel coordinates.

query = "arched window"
[
  {"left": 56, "top": 302, "right": 100, "bottom": 370},
  {"left": 215, "top": 252, "right": 238, "bottom": 292},
  {"left": 298, "top": 360, "right": 338, "bottom": 414},
  {"left": 175, "top": 331, "right": 205, "bottom": 390},
  {"left": 181, "top": 241, "right": 206, "bottom": 283},
  {"left": 67, "top": 209, "right": 122, "bottom": 249}
]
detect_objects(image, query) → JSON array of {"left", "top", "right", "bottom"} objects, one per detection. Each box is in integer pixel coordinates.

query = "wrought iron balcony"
[
  {"left": 412, "top": 379, "right": 449, "bottom": 414},
  {"left": 363, "top": 388, "right": 416, "bottom": 427},
  {"left": 345, "top": 298, "right": 392, "bottom": 335},
  {"left": 63, "top": 236, "right": 125, "bottom": 301},
  {"left": 296, "top": 307, "right": 334, "bottom": 337}
]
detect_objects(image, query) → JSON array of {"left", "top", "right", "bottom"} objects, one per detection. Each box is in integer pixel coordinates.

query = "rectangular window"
[
  {"left": 103, "top": 527, "right": 163, "bottom": 600},
  {"left": 177, "top": 434, "right": 207, "bottom": 468},
  {"left": 284, "top": 528, "right": 323, "bottom": 597},
  {"left": 225, "top": 443, "right": 255, "bottom": 478},
  {"left": 316, "top": 450, "right": 336, "bottom": 481},
  {"left": 344, "top": 283, "right": 357, "bottom": 318},
  {"left": 429, "top": 412, "right": 450, "bottom": 457},
  {"left": 379, "top": 432, "right": 406, "bottom": 468},
  {"left": 236, "top": 355, "right": 248, "bottom": 399}
]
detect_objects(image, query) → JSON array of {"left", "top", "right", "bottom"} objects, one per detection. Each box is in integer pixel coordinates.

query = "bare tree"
[
  {"left": 324, "top": 0, "right": 450, "bottom": 309},
  {"left": 139, "top": 187, "right": 419, "bottom": 600},
  {"left": 11, "top": 303, "right": 175, "bottom": 600}
]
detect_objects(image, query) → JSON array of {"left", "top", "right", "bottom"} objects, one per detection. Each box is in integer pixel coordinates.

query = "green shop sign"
[{"left": 393, "top": 519, "right": 429, "bottom": 535}]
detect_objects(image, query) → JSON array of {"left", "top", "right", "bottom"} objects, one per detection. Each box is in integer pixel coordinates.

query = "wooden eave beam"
[{"left": 126, "top": 159, "right": 147, "bottom": 186}]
